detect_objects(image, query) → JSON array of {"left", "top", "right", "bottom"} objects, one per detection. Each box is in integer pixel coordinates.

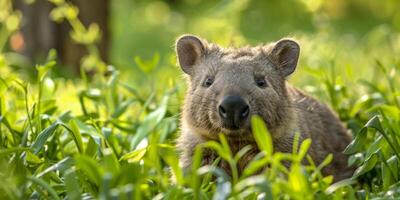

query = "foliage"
[{"left": 1, "top": 0, "right": 400, "bottom": 199}]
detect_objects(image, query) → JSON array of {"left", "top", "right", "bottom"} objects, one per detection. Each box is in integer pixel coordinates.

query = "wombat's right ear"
[{"left": 175, "top": 35, "right": 205, "bottom": 75}]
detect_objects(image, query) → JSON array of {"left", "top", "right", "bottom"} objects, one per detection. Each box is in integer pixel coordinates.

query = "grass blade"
[{"left": 251, "top": 115, "right": 273, "bottom": 156}]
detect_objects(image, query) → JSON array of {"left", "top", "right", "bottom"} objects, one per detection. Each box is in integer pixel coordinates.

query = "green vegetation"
[{"left": 1, "top": 0, "right": 400, "bottom": 199}]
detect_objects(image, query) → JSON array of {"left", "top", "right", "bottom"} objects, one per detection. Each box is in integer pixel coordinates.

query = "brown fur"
[{"left": 175, "top": 35, "right": 354, "bottom": 181}]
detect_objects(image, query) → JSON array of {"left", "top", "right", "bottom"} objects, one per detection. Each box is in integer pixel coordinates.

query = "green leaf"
[
  {"left": 353, "top": 150, "right": 380, "bottom": 178},
  {"left": 102, "top": 148, "right": 120, "bottom": 174},
  {"left": 364, "top": 135, "right": 383, "bottom": 159},
  {"left": 85, "top": 136, "right": 99, "bottom": 157},
  {"left": 41, "top": 77, "right": 56, "bottom": 100},
  {"left": 235, "top": 175, "right": 273, "bottom": 199},
  {"left": 130, "top": 94, "right": 169, "bottom": 150},
  {"left": 382, "top": 155, "right": 398, "bottom": 190},
  {"left": 197, "top": 165, "right": 230, "bottom": 182},
  {"left": 318, "top": 154, "right": 333, "bottom": 170},
  {"left": 112, "top": 99, "right": 135, "bottom": 118},
  {"left": 134, "top": 53, "right": 160, "bottom": 74},
  {"left": 0, "top": 147, "right": 30, "bottom": 157},
  {"left": 325, "top": 178, "right": 357, "bottom": 194},
  {"left": 74, "top": 119, "right": 103, "bottom": 145},
  {"left": 218, "top": 134, "right": 233, "bottom": 158},
  {"left": 120, "top": 147, "right": 147, "bottom": 162},
  {"left": 202, "top": 140, "right": 230, "bottom": 161},
  {"left": 343, "top": 126, "right": 368, "bottom": 154},
  {"left": 28, "top": 176, "right": 61, "bottom": 200},
  {"left": 31, "top": 122, "right": 61, "bottom": 154},
  {"left": 234, "top": 145, "right": 252, "bottom": 162},
  {"left": 36, "top": 157, "right": 74, "bottom": 178},
  {"left": 64, "top": 169, "right": 81, "bottom": 200},
  {"left": 289, "top": 163, "right": 309, "bottom": 194},
  {"left": 365, "top": 115, "right": 384, "bottom": 133},
  {"left": 26, "top": 151, "right": 44, "bottom": 164},
  {"left": 158, "top": 144, "right": 184, "bottom": 185},
  {"left": 69, "top": 119, "right": 84, "bottom": 153},
  {"left": 74, "top": 155, "right": 103, "bottom": 185},
  {"left": 297, "top": 138, "right": 312, "bottom": 161},
  {"left": 191, "top": 146, "right": 203, "bottom": 192},
  {"left": 251, "top": 115, "right": 273, "bottom": 156},
  {"left": 242, "top": 155, "right": 268, "bottom": 177},
  {"left": 348, "top": 153, "right": 364, "bottom": 166},
  {"left": 0, "top": 115, "right": 18, "bottom": 142},
  {"left": 36, "top": 61, "right": 55, "bottom": 81}
]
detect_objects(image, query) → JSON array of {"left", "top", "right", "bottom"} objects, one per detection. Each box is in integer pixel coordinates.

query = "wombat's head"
[{"left": 176, "top": 35, "right": 299, "bottom": 139}]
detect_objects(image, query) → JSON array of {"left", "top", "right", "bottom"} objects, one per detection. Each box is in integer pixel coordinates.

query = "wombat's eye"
[
  {"left": 255, "top": 77, "right": 267, "bottom": 88},
  {"left": 202, "top": 76, "right": 214, "bottom": 87}
]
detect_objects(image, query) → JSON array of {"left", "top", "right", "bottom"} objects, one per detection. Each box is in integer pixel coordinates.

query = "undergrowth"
[{"left": 1, "top": 0, "right": 400, "bottom": 199}]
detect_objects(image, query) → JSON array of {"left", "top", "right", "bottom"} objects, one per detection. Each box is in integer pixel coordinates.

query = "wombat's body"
[{"left": 175, "top": 35, "right": 353, "bottom": 181}]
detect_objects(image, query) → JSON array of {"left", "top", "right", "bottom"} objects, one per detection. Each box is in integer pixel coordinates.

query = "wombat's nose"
[{"left": 218, "top": 95, "right": 250, "bottom": 128}]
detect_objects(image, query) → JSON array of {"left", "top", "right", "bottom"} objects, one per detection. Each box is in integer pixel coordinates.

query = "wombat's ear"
[
  {"left": 175, "top": 35, "right": 205, "bottom": 75},
  {"left": 270, "top": 39, "right": 300, "bottom": 77}
]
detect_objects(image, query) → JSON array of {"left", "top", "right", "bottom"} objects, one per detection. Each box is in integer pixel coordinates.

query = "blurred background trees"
[
  {"left": 13, "top": 0, "right": 109, "bottom": 73},
  {"left": 6, "top": 0, "right": 400, "bottom": 84}
]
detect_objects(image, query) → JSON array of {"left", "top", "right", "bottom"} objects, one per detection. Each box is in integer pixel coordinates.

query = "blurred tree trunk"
[{"left": 13, "top": 0, "right": 109, "bottom": 73}]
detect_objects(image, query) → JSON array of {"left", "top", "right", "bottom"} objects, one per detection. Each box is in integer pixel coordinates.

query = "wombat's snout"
[{"left": 218, "top": 95, "right": 250, "bottom": 129}]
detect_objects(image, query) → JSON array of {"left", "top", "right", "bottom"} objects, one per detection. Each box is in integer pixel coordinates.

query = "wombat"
[{"left": 175, "top": 34, "right": 354, "bottom": 181}]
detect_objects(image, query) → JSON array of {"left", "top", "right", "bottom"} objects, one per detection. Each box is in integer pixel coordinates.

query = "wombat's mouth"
[
  {"left": 215, "top": 109, "right": 254, "bottom": 138},
  {"left": 220, "top": 129, "right": 253, "bottom": 141},
  {"left": 220, "top": 124, "right": 251, "bottom": 136},
  {"left": 222, "top": 124, "right": 241, "bottom": 130}
]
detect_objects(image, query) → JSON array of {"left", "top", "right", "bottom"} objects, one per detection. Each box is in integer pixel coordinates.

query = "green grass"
[{"left": 1, "top": 0, "right": 400, "bottom": 199}]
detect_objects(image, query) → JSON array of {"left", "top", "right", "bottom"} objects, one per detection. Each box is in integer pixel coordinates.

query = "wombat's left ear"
[
  {"left": 175, "top": 35, "right": 205, "bottom": 75},
  {"left": 270, "top": 39, "right": 300, "bottom": 77}
]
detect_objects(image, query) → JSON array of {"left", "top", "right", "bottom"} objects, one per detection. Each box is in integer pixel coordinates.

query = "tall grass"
[{"left": 1, "top": 0, "right": 400, "bottom": 199}]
